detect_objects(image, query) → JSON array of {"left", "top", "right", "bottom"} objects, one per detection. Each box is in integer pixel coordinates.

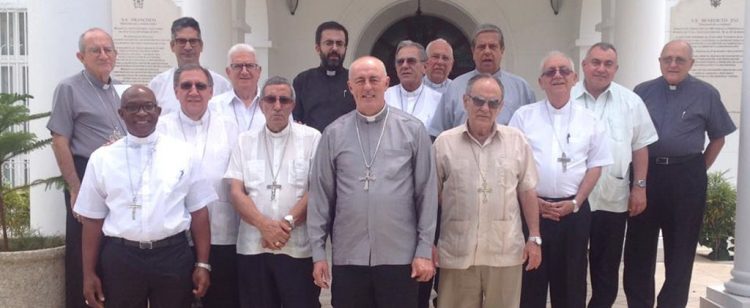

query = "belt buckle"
[
  {"left": 138, "top": 241, "right": 153, "bottom": 249},
  {"left": 656, "top": 157, "right": 669, "bottom": 165}
]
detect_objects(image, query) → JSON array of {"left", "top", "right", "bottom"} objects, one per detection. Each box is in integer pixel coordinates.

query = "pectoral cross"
[
  {"left": 477, "top": 180, "right": 493, "bottom": 203},
  {"left": 267, "top": 181, "right": 282, "bottom": 201},
  {"left": 557, "top": 152, "right": 571, "bottom": 172},
  {"left": 359, "top": 168, "right": 376, "bottom": 191},
  {"left": 128, "top": 204, "right": 141, "bottom": 220}
]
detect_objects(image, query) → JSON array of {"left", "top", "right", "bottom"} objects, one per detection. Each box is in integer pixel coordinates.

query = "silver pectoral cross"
[
  {"left": 267, "top": 181, "right": 282, "bottom": 200},
  {"left": 128, "top": 204, "right": 141, "bottom": 220},
  {"left": 557, "top": 152, "right": 571, "bottom": 172},
  {"left": 478, "top": 180, "right": 493, "bottom": 203},
  {"left": 359, "top": 168, "right": 376, "bottom": 191}
]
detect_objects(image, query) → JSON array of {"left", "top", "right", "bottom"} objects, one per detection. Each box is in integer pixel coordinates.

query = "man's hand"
[
  {"left": 259, "top": 219, "right": 291, "bottom": 250},
  {"left": 431, "top": 245, "right": 439, "bottom": 267},
  {"left": 628, "top": 187, "right": 647, "bottom": 217},
  {"left": 410, "top": 257, "right": 435, "bottom": 282},
  {"left": 539, "top": 199, "right": 559, "bottom": 221},
  {"left": 312, "top": 261, "right": 331, "bottom": 289},
  {"left": 192, "top": 267, "right": 210, "bottom": 298},
  {"left": 547, "top": 200, "right": 575, "bottom": 220},
  {"left": 70, "top": 191, "right": 84, "bottom": 223},
  {"left": 82, "top": 272, "right": 105, "bottom": 308},
  {"left": 523, "top": 241, "right": 542, "bottom": 271}
]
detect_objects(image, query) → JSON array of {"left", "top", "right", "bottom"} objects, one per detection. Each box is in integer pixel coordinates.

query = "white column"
[
  {"left": 244, "top": 0, "right": 270, "bottom": 82},
  {"left": 611, "top": 0, "right": 665, "bottom": 89},
  {"left": 181, "top": 0, "right": 232, "bottom": 76},
  {"left": 702, "top": 1, "right": 750, "bottom": 306},
  {"left": 27, "top": 0, "right": 113, "bottom": 235},
  {"left": 575, "top": 0, "right": 602, "bottom": 74}
]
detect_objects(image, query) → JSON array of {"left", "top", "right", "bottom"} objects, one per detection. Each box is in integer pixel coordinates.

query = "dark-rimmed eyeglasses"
[
  {"left": 261, "top": 95, "right": 294, "bottom": 105},
  {"left": 541, "top": 67, "right": 573, "bottom": 78},
  {"left": 179, "top": 82, "right": 209, "bottom": 91},
  {"left": 396, "top": 57, "right": 420, "bottom": 66},
  {"left": 229, "top": 63, "right": 261, "bottom": 71},
  {"left": 174, "top": 38, "right": 202, "bottom": 46},
  {"left": 122, "top": 103, "right": 158, "bottom": 114},
  {"left": 659, "top": 56, "right": 689, "bottom": 66},
  {"left": 467, "top": 95, "right": 502, "bottom": 109}
]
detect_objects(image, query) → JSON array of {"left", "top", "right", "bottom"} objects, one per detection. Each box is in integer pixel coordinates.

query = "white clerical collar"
[
  {"left": 82, "top": 70, "right": 112, "bottom": 89},
  {"left": 400, "top": 83, "right": 423, "bottom": 96},
  {"left": 179, "top": 109, "right": 208, "bottom": 126},
  {"left": 422, "top": 76, "right": 448, "bottom": 89},
  {"left": 326, "top": 70, "right": 337, "bottom": 76},
  {"left": 356, "top": 105, "right": 388, "bottom": 123},
  {"left": 546, "top": 99, "right": 572, "bottom": 114},
  {"left": 265, "top": 123, "right": 291, "bottom": 138},
  {"left": 668, "top": 85, "right": 678, "bottom": 91},
  {"left": 126, "top": 131, "right": 158, "bottom": 146}
]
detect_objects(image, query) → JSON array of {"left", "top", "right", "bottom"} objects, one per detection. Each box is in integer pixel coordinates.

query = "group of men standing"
[{"left": 47, "top": 15, "right": 735, "bottom": 308}]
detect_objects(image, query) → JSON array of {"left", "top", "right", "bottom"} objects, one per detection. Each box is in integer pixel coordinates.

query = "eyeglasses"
[
  {"left": 396, "top": 57, "right": 420, "bottom": 66},
  {"left": 429, "top": 54, "right": 452, "bottom": 62},
  {"left": 174, "top": 38, "right": 203, "bottom": 46},
  {"left": 467, "top": 95, "right": 502, "bottom": 109},
  {"left": 659, "top": 56, "right": 689, "bottom": 65},
  {"left": 179, "top": 82, "right": 210, "bottom": 91},
  {"left": 86, "top": 47, "right": 116, "bottom": 56},
  {"left": 122, "top": 103, "right": 158, "bottom": 114},
  {"left": 541, "top": 67, "right": 574, "bottom": 78},
  {"left": 261, "top": 95, "right": 294, "bottom": 105},
  {"left": 229, "top": 63, "right": 261, "bottom": 71},
  {"left": 321, "top": 40, "right": 346, "bottom": 48}
]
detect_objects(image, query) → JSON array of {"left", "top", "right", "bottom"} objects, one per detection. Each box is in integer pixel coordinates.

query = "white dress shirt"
[
  {"left": 385, "top": 83, "right": 442, "bottom": 130},
  {"left": 148, "top": 67, "right": 232, "bottom": 115},
  {"left": 157, "top": 109, "right": 240, "bottom": 245},
  {"left": 572, "top": 81, "right": 658, "bottom": 212},
  {"left": 224, "top": 123, "right": 321, "bottom": 258},
  {"left": 509, "top": 99, "right": 613, "bottom": 198},
  {"left": 74, "top": 133, "right": 217, "bottom": 242}
]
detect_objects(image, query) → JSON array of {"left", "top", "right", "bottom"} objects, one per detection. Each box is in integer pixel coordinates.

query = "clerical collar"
[
  {"left": 179, "top": 109, "right": 208, "bottom": 126},
  {"left": 400, "top": 83, "right": 423, "bottom": 96},
  {"left": 668, "top": 85, "right": 678, "bottom": 91},
  {"left": 356, "top": 105, "right": 388, "bottom": 123},
  {"left": 126, "top": 131, "right": 158, "bottom": 146},
  {"left": 265, "top": 123, "right": 291, "bottom": 138},
  {"left": 422, "top": 76, "right": 448, "bottom": 89},
  {"left": 546, "top": 99, "right": 572, "bottom": 114},
  {"left": 82, "top": 70, "right": 112, "bottom": 89}
]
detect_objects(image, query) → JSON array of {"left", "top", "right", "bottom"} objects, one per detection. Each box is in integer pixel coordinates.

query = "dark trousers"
[
  {"left": 201, "top": 245, "right": 239, "bottom": 308},
  {"left": 588, "top": 210, "right": 628, "bottom": 308},
  {"left": 100, "top": 235, "right": 195, "bottom": 307},
  {"left": 521, "top": 198, "right": 591, "bottom": 308},
  {"left": 237, "top": 253, "right": 320, "bottom": 308},
  {"left": 332, "top": 264, "right": 418, "bottom": 308},
  {"left": 418, "top": 205, "right": 441, "bottom": 308},
  {"left": 64, "top": 155, "right": 89, "bottom": 308},
  {"left": 623, "top": 156, "right": 707, "bottom": 308}
]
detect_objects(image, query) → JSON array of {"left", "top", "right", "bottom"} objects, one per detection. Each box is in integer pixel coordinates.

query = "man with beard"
[
  {"left": 422, "top": 38, "right": 455, "bottom": 94},
  {"left": 149, "top": 17, "right": 232, "bottom": 114},
  {"left": 293, "top": 21, "right": 356, "bottom": 133}
]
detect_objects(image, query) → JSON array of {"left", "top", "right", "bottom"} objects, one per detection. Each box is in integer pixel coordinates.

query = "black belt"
[
  {"left": 107, "top": 232, "right": 186, "bottom": 250},
  {"left": 539, "top": 195, "right": 575, "bottom": 202},
  {"left": 652, "top": 154, "right": 701, "bottom": 165}
]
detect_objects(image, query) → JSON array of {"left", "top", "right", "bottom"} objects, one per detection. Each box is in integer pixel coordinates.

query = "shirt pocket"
[
  {"left": 244, "top": 160, "right": 266, "bottom": 199},
  {"left": 444, "top": 158, "right": 474, "bottom": 221},
  {"left": 288, "top": 158, "right": 310, "bottom": 198},
  {"left": 607, "top": 116, "right": 628, "bottom": 143}
]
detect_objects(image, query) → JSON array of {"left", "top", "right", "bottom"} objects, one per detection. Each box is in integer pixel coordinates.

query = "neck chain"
[
  {"left": 399, "top": 84, "right": 424, "bottom": 115},
  {"left": 233, "top": 96, "right": 258, "bottom": 131},
  {"left": 545, "top": 101, "right": 574, "bottom": 172},
  {"left": 82, "top": 71, "right": 124, "bottom": 141},
  {"left": 354, "top": 107, "right": 390, "bottom": 191},
  {"left": 178, "top": 111, "right": 211, "bottom": 161},
  {"left": 124, "top": 136, "right": 158, "bottom": 220},
  {"left": 585, "top": 91, "right": 609, "bottom": 120},
  {"left": 263, "top": 127, "right": 292, "bottom": 201},
  {"left": 468, "top": 140, "right": 493, "bottom": 203}
]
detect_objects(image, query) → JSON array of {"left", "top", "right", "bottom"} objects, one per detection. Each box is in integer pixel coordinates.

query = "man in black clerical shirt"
[{"left": 292, "top": 21, "right": 356, "bottom": 132}]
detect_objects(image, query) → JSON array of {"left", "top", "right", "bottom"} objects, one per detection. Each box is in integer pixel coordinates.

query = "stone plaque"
[
  {"left": 111, "top": 0, "right": 180, "bottom": 84},
  {"left": 670, "top": 0, "right": 744, "bottom": 113}
]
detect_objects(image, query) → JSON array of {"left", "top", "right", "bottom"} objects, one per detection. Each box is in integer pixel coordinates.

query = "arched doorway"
[{"left": 370, "top": 14, "right": 472, "bottom": 86}]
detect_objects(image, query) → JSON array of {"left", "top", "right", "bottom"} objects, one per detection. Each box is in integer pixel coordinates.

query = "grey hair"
[
  {"left": 395, "top": 40, "right": 427, "bottom": 62},
  {"left": 471, "top": 23, "right": 505, "bottom": 49},
  {"left": 465, "top": 73, "right": 504, "bottom": 97},
  {"left": 173, "top": 63, "right": 214, "bottom": 88},
  {"left": 426, "top": 38, "right": 453, "bottom": 58},
  {"left": 226, "top": 43, "right": 257, "bottom": 66},
  {"left": 78, "top": 28, "right": 115, "bottom": 53},
  {"left": 261, "top": 76, "right": 296, "bottom": 101},
  {"left": 539, "top": 50, "right": 575, "bottom": 73}
]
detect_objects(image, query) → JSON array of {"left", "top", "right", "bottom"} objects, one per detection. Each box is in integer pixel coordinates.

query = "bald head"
[
  {"left": 348, "top": 56, "right": 390, "bottom": 116},
  {"left": 659, "top": 40, "right": 695, "bottom": 85},
  {"left": 119, "top": 85, "right": 161, "bottom": 137}
]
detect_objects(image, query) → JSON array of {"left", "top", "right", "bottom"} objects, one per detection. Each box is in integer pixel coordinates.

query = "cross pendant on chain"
[
  {"left": 267, "top": 181, "right": 282, "bottom": 200},
  {"left": 557, "top": 152, "right": 571, "bottom": 172},
  {"left": 359, "top": 168, "right": 376, "bottom": 191},
  {"left": 128, "top": 204, "right": 141, "bottom": 220},
  {"left": 477, "top": 180, "right": 493, "bottom": 203}
]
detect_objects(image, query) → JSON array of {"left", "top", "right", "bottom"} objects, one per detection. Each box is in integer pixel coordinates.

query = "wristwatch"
[
  {"left": 284, "top": 215, "right": 295, "bottom": 229},
  {"left": 528, "top": 236, "right": 542, "bottom": 246},
  {"left": 635, "top": 179, "right": 647, "bottom": 188},
  {"left": 195, "top": 262, "right": 212, "bottom": 272},
  {"left": 571, "top": 199, "right": 579, "bottom": 213}
]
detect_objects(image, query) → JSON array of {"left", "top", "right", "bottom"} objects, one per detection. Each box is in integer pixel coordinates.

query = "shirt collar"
[
  {"left": 460, "top": 122, "right": 500, "bottom": 147},
  {"left": 422, "top": 76, "right": 449, "bottom": 89},
  {"left": 82, "top": 70, "right": 112, "bottom": 89},
  {"left": 126, "top": 131, "right": 158, "bottom": 146},
  {"left": 400, "top": 83, "right": 424, "bottom": 96},
  {"left": 546, "top": 99, "right": 573, "bottom": 114},
  {"left": 229, "top": 87, "right": 260, "bottom": 108},
  {"left": 572, "top": 80, "right": 612, "bottom": 102},
  {"left": 179, "top": 108, "right": 208, "bottom": 126},
  {"left": 356, "top": 105, "right": 388, "bottom": 123},
  {"left": 265, "top": 122, "right": 292, "bottom": 138}
]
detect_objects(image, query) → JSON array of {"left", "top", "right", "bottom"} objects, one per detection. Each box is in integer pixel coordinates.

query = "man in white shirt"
[
  {"left": 76, "top": 85, "right": 215, "bottom": 308},
  {"left": 384, "top": 40, "right": 442, "bottom": 130},
  {"left": 157, "top": 64, "right": 241, "bottom": 307},
  {"left": 422, "top": 38, "right": 454, "bottom": 94},
  {"left": 209, "top": 43, "right": 266, "bottom": 133},
  {"left": 149, "top": 17, "right": 232, "bottom": 114},
  {"left": 509, "top": 51, "right": 612, "bottom": 308},
  {"left": 571, "top": 42, "right": 658, "bottom": 308},
  {"left": 225, "top": 76, "right": 322, "bottom": 307}
]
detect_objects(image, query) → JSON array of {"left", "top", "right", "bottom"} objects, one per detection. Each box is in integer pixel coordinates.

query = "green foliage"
[
  {"left": 3, "top": 186, "right": 29, "bottom": 237},
  {"left": 699, "top": 170, "right": 736, "bottom": 260},
  {"left": 0, "top": 230, "right": 65, "bottom": 252}
]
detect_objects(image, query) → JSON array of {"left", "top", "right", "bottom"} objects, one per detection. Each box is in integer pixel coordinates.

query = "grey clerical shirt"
[{"left": 308, "top": 106, "right": 438, "bottom": 266}]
